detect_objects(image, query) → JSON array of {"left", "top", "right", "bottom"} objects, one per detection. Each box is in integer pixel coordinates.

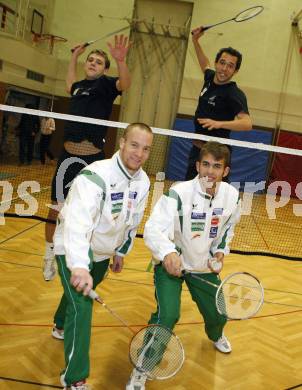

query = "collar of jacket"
[
  {"left": 192, "top": 175, "right": 218, "bottom": 201},
  {"left": 113, "top": 151, "right": 142, "bottom": 181}
]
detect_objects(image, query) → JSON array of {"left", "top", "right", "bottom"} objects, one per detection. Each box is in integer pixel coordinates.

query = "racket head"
[
  {"left": 215, "top": 272, "right": 264, "bottom": 320},
  {"left": 234, "top": 6, "right": 264, "bottom": 22},
  {"left": 129, "top": 324, "right": 185, "bottom": 380}
]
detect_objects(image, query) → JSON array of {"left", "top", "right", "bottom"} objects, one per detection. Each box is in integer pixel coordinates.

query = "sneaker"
[
  {"left": 214, "top": 334, "right": 232, "bottom": 353},
  {"left": 62, "top": 378, "right": 91, "bottom": 390},
  {"left": 64, "top": 382, "right": 91, "bottom": 390},
  {"left": 60, "top": 373, "right": 66, "bottom": 387},
  {"left": 126, "top": 368, "right": 148, "bottom": 390},
  {"left": 43, "top": 257, "right": 56, "bottom": 281},
  {"left": 52, "top": 326, "right": 64, "bottom": 340}
]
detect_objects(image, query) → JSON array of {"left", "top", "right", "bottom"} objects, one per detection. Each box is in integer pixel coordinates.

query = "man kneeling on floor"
[
  {"left": 52, "top": 123, "right": 153, "bottom": 390},
  {"left": 126, "top": 141, "right": 241, "bottom": 390}
]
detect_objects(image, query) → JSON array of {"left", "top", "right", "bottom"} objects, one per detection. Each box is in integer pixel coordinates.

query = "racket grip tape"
[
  {"left": 71, "top": 42, "right": 90, "bottom": 53},
  {"left": 191, "top": 26, "right": 209, "bottom": 35},
  {"left": 209, "top": 258, "right": 222, "bottom": 272},
  {"left": 88, "top": 289, "right": 99, "bottom": 300}
]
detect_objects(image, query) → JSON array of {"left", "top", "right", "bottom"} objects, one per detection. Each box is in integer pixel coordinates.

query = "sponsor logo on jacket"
[
  {"left": 209, "top": 226, "right": 218, "bottom": 238},
  {"left": 211, "top": 216, "right": 220, "bottom": 226},
  {"left": 191, "top": 212, "right": 206, "bottom": 220},
  {"left": 111, "top": 192, "right": 124, "bottom": 201},
  {"left": 111, "top": 192, "right": 124, "bottom": 215},
  {"left": 212, "top": 208, "right": 223, "bottom": 216},
  {"left": 129, "top": 191, "right": 137, "bottom": 199},
  {"left": 191, "top": 222, "right": 205, "bottom": 232}
]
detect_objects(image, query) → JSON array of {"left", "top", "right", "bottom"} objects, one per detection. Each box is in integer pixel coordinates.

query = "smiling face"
[
  {"left": 196, "top": 152, "right": 229, "bottom": 194},
  {"left": 84, "top": 53, "right": 107, "bottom": 79},
  {"left": 119, "top": 126, "right": 153, "bottom": 175},
  {"left": 214, "top": 52, "right": 238, "bottom": 84}
]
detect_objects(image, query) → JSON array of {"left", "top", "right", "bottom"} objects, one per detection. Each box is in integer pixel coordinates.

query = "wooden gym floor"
[{"left": 0, "top": 217, "right": 302, "bottom": 390}]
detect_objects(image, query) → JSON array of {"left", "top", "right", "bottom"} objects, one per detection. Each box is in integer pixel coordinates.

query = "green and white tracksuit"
[
  {"left": 53, "top": 151, "right": 150, "bottom": 385},
  {"left": 144, "top": 176, "right": 241, "bottom": 341}
]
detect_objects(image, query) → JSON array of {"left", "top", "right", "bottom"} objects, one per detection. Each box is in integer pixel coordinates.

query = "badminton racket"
[
  {"left": 71, "top": 25, "right": 130, "bottom": 52},
  {"left": 88, "top": 289, "right": 184, "bottom": 380},
  {"left": 193, "top": 6, "right": 264, "bottom": 33},
  {"left": 183, "top": 271, "right": 264, "bottom": 320}
]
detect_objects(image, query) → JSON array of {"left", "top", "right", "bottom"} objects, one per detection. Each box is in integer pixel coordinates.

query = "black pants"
[
  {"left": 185, "top": 145, "right": 201, "bottom": 180},
  {"left": 51, "top": 148, "right": 105, "bottom": 202},
  {"left": 40, "top": 134, "right": 54, "bottom": 164},
  {"left": 19, "top": 133, "right": 35, "bottom": 164}
]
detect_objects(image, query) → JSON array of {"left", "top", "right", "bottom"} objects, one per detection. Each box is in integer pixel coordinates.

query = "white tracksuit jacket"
[
  {"left": 54, "top": 152, "right": 150, "bottom": 270},
  {"left": 144, "top": 176, "right": 241, "bottom": 272}
]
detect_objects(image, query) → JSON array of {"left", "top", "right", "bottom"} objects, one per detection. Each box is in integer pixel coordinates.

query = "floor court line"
[
  {"left": 1, "top": 259, "right": 302, "bottom": 302},
  {"left": 284, "top": 384, "right": 302, "bottom": 390},
  {"left": 0, "top": 247, "right": 42, "bottom": 256},
  {"left": 0, "top": 260, "right": 41, "bottom": 269},
  {"left": 0, "top": 376, "right": 61, "bottom": 389},
  {"left": 1, "top": 309, "right": 302, "bottom": 331},
  {"left": 0, "top": 221, "right": 42, "bottom": 245}
]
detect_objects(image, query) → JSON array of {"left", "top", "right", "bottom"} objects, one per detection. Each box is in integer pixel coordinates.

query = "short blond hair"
[{"left": 122, "top": 122, "right": 153, "bottom": 140}]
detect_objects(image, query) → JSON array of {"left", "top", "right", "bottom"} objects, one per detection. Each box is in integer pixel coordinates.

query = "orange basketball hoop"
[{"left": 32, "top": 33, "right": 68, "bottom": 54}]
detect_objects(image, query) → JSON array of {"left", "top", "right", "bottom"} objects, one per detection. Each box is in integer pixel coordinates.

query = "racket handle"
[
  {"left": 71, "top": 42, "right": 90, "bottom": 53},
  {"left": 88, "top": 289, "right": 99, "bottom": 300},
  {"left": 191, "top": 26, "right": 210, "bottom": 35},
  {"left": 209, "top": 258, "right": 222, "bottom": 272}
]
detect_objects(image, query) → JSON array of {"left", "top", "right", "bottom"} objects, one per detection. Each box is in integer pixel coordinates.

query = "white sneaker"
[
  {"left": 126, "top": 369, "right": 148, "bottom": 390},
  {"left": 52, "top": 326, "right": 64, "bottom": 340},
  {"left": 43, "top": 257, "right": 56, "bottom": 281},
  {"left": 61, "top": 372, "right": 90, "bottom": 390},
  {"left": 214, "top": 334, "right": 232, "bottom": 353},
  {"left": 60, "top": 373, "right": 66, "bottom": 387}
]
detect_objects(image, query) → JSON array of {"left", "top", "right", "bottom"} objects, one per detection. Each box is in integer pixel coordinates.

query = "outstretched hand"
[{"left": 107, "top": 34, "right": 131, "bottom": 63}]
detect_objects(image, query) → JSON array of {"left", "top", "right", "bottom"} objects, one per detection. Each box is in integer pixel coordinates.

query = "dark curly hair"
[{"left": 215, "top": 47, "right": 242, "bottom": 70}]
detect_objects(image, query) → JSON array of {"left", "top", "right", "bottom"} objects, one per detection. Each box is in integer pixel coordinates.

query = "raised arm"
[
  {"left": 66, "top": 44, "right": 86, "bottom": 93},
  {"left": 191, "top": 27, "right": 211, "bottom": 73},
  {"left": 107, "top": 34, "right": 131, "bottom": 91}
]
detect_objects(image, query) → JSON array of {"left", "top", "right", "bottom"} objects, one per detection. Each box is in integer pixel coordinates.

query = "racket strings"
[
  {"left": 235, "top": 6, "right": 264, "bottom": 22},
  {"left": 216, "top": 274, "right": 263, "bottom": 319},
  {"left": 129, "top": 325, "right": 184, "bottom": 380}
]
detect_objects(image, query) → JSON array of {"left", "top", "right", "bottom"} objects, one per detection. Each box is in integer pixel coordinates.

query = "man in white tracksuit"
[
  {"left": 127, "top": 141, "right": 241, "bottom": 390},
  {"left": 52, "top": 123, "right": 153, "bottom": 390}
]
